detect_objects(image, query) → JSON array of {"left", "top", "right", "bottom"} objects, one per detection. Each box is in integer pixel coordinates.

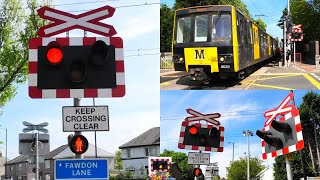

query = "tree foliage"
[
  {"left": 274, "top": 91, "right": 320, "bottom": 179},
  {"left": 289, "top": 0, "right": 320, "bottom": 41},
  {"left": 226, "top": 156, "right": 264, "bottom": 180},
  {"left": 160, "top": 4, "right": 174, "bottom": 52},
  {"left": 160, "top": 149, "right": 194, "bottom": 180},
  {"left": 254, "top": 18, "right": 267, "bottom": 31},
  {"left": 0, "top": 0, "right": 50, "bottom": 109},
  {"left": 114, "top": 149, "right": 123, "bottom": 171}
]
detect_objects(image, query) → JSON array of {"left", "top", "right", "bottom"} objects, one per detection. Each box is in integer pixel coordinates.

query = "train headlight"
[
  {"left": 220, "top": 57, "right": 225, "bottom": 62},
  {"left": 179, "top": 57, "right": 184, "bottom": 62}
]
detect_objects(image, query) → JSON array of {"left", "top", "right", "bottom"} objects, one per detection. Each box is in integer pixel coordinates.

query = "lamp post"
[
  {"left": 243, "top": 130, "right": 253, "bottom": 180},
  {"left": 228, "top": 142, "right": 234, "bottom": 163}
]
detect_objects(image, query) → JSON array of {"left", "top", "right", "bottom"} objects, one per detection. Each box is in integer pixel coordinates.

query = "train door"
[
  {"left": 252, "top": 24, "right": 260, "bottom": 61},
  {"left": 236, "top": 12, "right": 247, "bottom": 70}
]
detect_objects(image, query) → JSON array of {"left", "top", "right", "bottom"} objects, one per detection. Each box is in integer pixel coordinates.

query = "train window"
[
  {"left": 211, "top": 13, "right": 231, "bottom": 43},
  {"left": 239, "top": 19, "right": 244, "bottom": 43},
  {"left": 248, "top": 22, "right": 253, "bottom": 44},
  {"left": 176, "top": 16, "right": 191, "bottom": 43},
  {"left": 195, "top": 14, "right": 208, "bottom": 42}
]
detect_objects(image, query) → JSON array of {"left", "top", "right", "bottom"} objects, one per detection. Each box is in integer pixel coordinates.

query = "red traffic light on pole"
[
  {"left": 69, "top": 135, "right": 89, "bottom": 154},
  {"left": 193, "top": 167, "right": 203, "bottom": 177}
]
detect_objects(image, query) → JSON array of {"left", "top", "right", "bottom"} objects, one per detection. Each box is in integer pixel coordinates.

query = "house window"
[
  {"left": 145, "top": 148, "right": 149, "bottom": 156},
  {"left": 18, "top": 175, "right": 22, "bottom": 180},
  {"left": 18, "top": 163, "right": 22, "bottom": 170},
  {"left": 45, "top": 173, "right": 50, "bottom": 180},
  {"left": 45, "top": 160, "right": 50, "bottom": 169},
  {"left": 149, "top": 147, "right": 158, "bottom": 156},
  {"left": 127, "top": 149, "right": 131, "bottom": 158},
  {"left": 10, "top": 166, "right": 13, "bottom": 171}
]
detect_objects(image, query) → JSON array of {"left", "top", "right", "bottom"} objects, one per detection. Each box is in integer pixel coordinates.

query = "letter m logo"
[{"left": 195, "top": 49, "right": 205, "bottom": 60}]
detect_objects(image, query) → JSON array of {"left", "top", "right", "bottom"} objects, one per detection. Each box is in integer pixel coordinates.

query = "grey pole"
[
  {"left": 232, "top": 143, "right": 234, "bottom": 162},
  {"left": 247, "top": 132, "right": 250, "bottom": 180},
  {"left": 284, "top": 19, "right": 287, "bottom": 68},
  {"left": 74, "top": 98, "right": 83, "bottom": 159},
  {"left": 35, "top": 132, "right": 39, "bottom": 180},
  {"left": 93, "top": 98, "right": 98, "bottom": 158},
  {"left": 4, "top": 128, "right": 7, "bottom": 179},
  {"left": 285, "top": 155, "right": 293, "bottom": 180}
]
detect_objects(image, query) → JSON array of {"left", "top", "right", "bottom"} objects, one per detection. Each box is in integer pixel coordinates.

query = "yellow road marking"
[
  {"left": 160, "top": 82, "right": 171, "bottom": 86},
  {"left": 303, "top": 74, "right": 320, "bottom": 89},
  {"left": 256, "top": 74, "right": 301, "bottom": 81},
  {"left": 241, "top": 82, "right": 296, "bottom": 90},
  {"left": 250, "top": 73, "right": 305, "bottom": 76},
  {"left": 161, "top": 75, "right": 181, "bottom": 78}
]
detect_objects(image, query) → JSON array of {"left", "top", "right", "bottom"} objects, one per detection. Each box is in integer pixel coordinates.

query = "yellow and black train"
[{"left": 172, "top": 5, "right": 279, "bottom": 80}]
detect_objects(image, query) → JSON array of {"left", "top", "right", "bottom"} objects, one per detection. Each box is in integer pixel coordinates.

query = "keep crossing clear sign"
[
  {"left": 62, "top": 106, "right": 109, "bottom": 132},
  {"left": 55, "top": 159, "right": 108, "bottom": 180},
  {"left": 188, "top": 152, "right": 210, "bottom": 165}
]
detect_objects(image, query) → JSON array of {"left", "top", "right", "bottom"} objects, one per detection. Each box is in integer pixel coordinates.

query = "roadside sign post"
[
  {"left": 188, "top": 152, "right": 210, "bottom": 165},
  {"left": 62, "top": 106, "right": 109, "bottom": 132}
]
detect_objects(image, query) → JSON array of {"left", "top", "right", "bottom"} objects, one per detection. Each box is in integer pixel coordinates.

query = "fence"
[{"left": 160, "top": 52, "right": 174, "bottom": 69}]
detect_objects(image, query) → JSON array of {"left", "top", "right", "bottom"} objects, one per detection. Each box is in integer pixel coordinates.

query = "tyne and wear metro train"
[{"left": 172, "top": 5, "right": 279, "bottom": 80}]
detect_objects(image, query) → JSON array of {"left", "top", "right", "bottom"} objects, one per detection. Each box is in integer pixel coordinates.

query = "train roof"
[{"left": 175, "top": 5, "right": 278, "bottom": 41}]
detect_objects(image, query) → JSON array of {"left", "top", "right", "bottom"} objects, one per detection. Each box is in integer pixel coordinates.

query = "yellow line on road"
[
  {"left": 303, "top": 74, "right": 320, "bottom": 89},
  {"left": 160, "top": 82, "right": 171, "bottom": 86},
  {"left": 161, "top": 75, "right": 181, "bottom": 78},
  {"left": 242, "top": 82, "right": 296, "bottom": 90},
  {"left": 250, "top": 73, "right": 305, "bottom": 76},
  {"left": 256, "top": 74, "right": 301, "bottom": 81}
]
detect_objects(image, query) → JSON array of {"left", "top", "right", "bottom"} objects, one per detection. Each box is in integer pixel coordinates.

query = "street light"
[
  {"left": 228, "top": 142, "right": 234, "bottom": 163},
  {"left": 243, "top": 130, "right": 253, "bottom": 180}
]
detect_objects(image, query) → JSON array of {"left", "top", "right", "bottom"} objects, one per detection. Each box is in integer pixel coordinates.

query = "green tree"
[
  {"left": 226, "top": 156, "right": 264, "bottom": 180},
  {"left": 290, "top": 0, "right": 320, "bottom": 41},
  {"left": 160, "top": 4, "right": 174, "bottom": 52},
  {"left": 0, "top": 0, "right": 50, "bottom": 109},
  {"left": 160, "top": 149, "right": 194, "bottom": 180},
  {"left": 254, "top": 18, "right": 267, "bottom": 31},
  {"left": 114, "top": 149, "right": 123, "bottom": 172},
  {"left": 274, "top": 91, "right": 320, "bottom": 179}
]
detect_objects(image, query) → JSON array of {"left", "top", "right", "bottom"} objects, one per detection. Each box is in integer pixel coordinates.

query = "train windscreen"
[{"left": 175, "top": 12, "right": 232, "bottom": 45}]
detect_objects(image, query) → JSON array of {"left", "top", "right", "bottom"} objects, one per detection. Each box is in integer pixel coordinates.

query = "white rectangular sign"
[
  {"left": 62, "top": 106, "right": 109, "bottom": 132},
  {"left": 188, "top": 152, "right": 210, "bottom": 165}
]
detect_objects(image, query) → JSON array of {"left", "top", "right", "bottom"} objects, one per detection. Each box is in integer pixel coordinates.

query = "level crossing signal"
[
  {"left": 184, "top": 125, "right": 221, "bottom": 148},
  {"left": 152, "top": 160, "right": 169, "bottom": 171},
  {"left": 69, "top": 135, "right": 89, "bottom": 154}
]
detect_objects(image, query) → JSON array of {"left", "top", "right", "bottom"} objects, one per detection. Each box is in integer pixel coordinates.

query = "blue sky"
[
  {"left": 161, "top": 0, "right": 288, "bottom": 39},
  {"left": 160, "top": 90, "right": 315, "bottom": 178},
  {"left": 0, "top": 0, "right": 160, "bottom": 160}
]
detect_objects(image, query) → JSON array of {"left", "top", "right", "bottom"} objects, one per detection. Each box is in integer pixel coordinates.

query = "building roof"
[
  {"left": 45, "top": 143, "right": 115, "bottom": 159},
  {"left": 119, "top": 127, "right": 160, "bottom": 149},
  {"left": 6, "top": 155, "right": 29, "bottom": 165},
  {"left": 256, "top": 166, "right": 272, "bottom": 177}
]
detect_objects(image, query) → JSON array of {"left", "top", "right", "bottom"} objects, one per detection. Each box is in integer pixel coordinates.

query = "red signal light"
[
  {"left": 47, "top": 47, "right": 63, "bottom": 64},
  {"left": 69, "top": 135, "right": 88, "bottom": 154},
  {"left": 189, "top": 125, "right": 198, "bottom": 135},
  {"left": 193, "top": 168, "right": 202, "bottom": 177}
]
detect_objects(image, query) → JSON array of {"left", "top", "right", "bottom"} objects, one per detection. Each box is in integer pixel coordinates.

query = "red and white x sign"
[
  {"left": 264, "top": 93, "right": 294, "bottom": 127},
  {"left": 185, "top": 108, "right": 221, "bottom": 125},
  {"left": 37, "top": 6, "right": 117, "bottom": 37}
]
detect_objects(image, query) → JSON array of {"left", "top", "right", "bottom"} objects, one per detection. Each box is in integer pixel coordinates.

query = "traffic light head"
[
  {"left": 256, "top": 117, "right": 298, "bottom": 155},
  {"left": 152, "top": 160, "right": 169, "bottom": 171},
  {"left": 178, "top": 122, "right": 224, "bottom": 152},
  {"left": 193, "top": 167, "right": 203, "bottom": 177},
  {"left": 69, "top": 135, "right": 89, "bottom": 154},
  {"left": 28, "top": 37, "right": 125, "bottom": 98}
]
